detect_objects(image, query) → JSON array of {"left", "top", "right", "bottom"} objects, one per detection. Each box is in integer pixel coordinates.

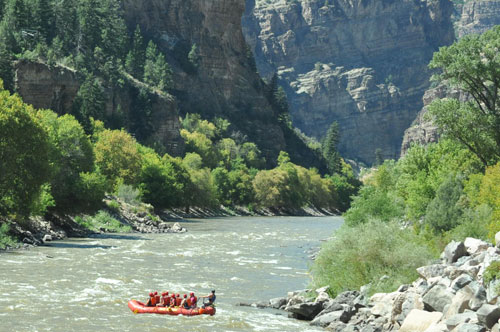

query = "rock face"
[
  {"left": 243, "top": 0, "right": 455, "bottom": 164},
  {"left": 120, "top": 0, "right": 320, "bottom": 167},
  {"left": 14, "top": 61, "right": 184, "bottom": 157},
  {"left": 457, "top": 0, "right": 500, "bottom": 38}
]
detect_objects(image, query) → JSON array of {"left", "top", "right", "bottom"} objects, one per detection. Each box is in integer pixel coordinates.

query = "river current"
[{"left": 0, "top": 216, "right": 343, "bottom": 332}]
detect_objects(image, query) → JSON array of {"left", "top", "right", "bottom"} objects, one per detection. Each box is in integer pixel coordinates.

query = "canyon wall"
[{"left": 243, "top": 0, "right": 456, "bottom": 164}]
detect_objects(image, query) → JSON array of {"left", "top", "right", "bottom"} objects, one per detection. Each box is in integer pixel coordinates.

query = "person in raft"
[
  {"left": 160, "top": 292, "right": 170, "bottom": 307},
  {"left": 145, "top": 292, "right": 157, "bottom": 307},
  {"left": 169, "top": 294, "right": 177, "bottom": 308},
  {"left": 180, "top": 294, "right": 190, "bottom": 309},
  {"left": 189, "top": 292, "right": 198, "bottom": 308},
  {"left": 201, "top": 290, "right": 216, "bottom": 308}
]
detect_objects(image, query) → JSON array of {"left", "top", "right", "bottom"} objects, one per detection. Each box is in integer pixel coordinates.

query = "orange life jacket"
[
  {"left": 176, "top": 297, "right": 182, "bottom": 306},
  {"left": 151, "top": 296, "right": 157, "bottom": 306}
]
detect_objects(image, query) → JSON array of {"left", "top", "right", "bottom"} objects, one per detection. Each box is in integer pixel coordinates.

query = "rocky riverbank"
[
  {"left": 2, "top": 197, "right": 336, "bottom": 250},
  {"left": 246, "top": 236, "right": 500, "bottom": 331}
]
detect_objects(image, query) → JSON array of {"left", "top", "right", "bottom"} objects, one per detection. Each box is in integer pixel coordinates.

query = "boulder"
[
  {"left": 397, "top": 291, "right": 424, "bottom": 323},
  {"left": 42, "top": 234, "right": 52, "bottom": 242},
  {"left": 326, "top": 321, "right": 347, "bottom": 332},
  {"left": 399, "top": 309, "right": 443, "bottom": 332},
  {"left": 269, "top": 297, "right": 287, "bottom": 309},
  {"left": 464, "top": 238, "right": 490, "bottom": 256},
  {"left": 418, "top": 264, "right": 447, "bottom": 280},
  {"left": 310, "top": 308, "right": 353, "bottom": 327},
  {"left": 451, "top": 274, "right": 474, "bottom": 293},
  {"left": 450, "top": 323, "right": 486, "bottom": 332},
  {"left": 445, "top": 285, "right": 475, "bottom": 318},
  {"left": 370, "top": 292, "right": 398, "bottom": 317},
  {"left": 476, "top": 303, "right": 500, "bottom": 328},
  {"left": 487, "top": 279, "right": 500, "bottom": 304},
  {"left": 315, "top": 291, "right": 330, "bottom": 304},
  {"left": 445, "top": 241, "right": 468, "bottom": 264},
  {"left": 423, "top": 283, "right": 454, "bottom": 312},
  {"left": 286, "top": 301, "right": 323, "bottom": 320},
  {"left": 334, "top": 291, "right": 359, "bottom": 306},
  {"left": 171, "top": 222, "right": 187, "bottom": 233},
  {"left": 495, "top": 231, "right": 500, "bottom": 249},
  {"left": 424, "top": 323, "right": 449, "bottom": 332},
  {"left": 445, "top": 311, "right": 478, "bottom": 330},
  {"left": 492, "top": 323, "right": 500, "bottom": 332},
  {"left": 469, "top": 283, "right": 487, "bottom": 311}
]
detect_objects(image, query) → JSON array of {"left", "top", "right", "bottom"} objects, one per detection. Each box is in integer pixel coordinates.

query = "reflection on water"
[{"left": 0, "top": 216, "right": 342, "bottom": 332}]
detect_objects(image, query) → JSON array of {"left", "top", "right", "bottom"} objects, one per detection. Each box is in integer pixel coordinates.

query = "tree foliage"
[
  {"left": 0, "top": 83, "right": 50, "bottom": 217},
  {"left": 428, "top": 25, "right": 500, "bottom": 166}
]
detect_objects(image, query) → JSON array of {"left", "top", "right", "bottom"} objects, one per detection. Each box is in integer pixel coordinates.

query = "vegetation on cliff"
[{"left": 312, "top": 25, "right": 500, "bottom": 297}]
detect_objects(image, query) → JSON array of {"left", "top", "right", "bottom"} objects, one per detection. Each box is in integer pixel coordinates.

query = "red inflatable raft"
[{"left": 128, "top": 300, "right": 216, "bottom": 316}]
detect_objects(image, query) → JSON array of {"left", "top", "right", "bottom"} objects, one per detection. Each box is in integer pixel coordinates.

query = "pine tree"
[
  {"left": 322, "top": 121, "right": 342, "bottom": 174},
  {"left": 125, "top": 25, "right": 145, "bottom": 78},
  {"left": 144, "top": 41, "right": 173, "bottom": 92}
]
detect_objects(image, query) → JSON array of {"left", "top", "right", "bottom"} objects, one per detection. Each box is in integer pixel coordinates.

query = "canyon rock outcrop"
[{"left": 243, "top": 0, "right": 455, "bottom": 164}]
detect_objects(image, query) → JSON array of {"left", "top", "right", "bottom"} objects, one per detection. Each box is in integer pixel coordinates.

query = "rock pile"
[{"left": 261, "top": 237, "right": 500, "bottom": 331}]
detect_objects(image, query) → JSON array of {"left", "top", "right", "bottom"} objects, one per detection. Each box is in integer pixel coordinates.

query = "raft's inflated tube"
[{"left": 128, "top": 300, "right": 216, "bottom": 316}]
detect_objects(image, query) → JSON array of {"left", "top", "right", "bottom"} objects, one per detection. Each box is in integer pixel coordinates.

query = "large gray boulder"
[
  {"left": 310, "top": 308, "right": 354, "bottom": 327},
  {"left": 418, "top": 264, "right": 447, "bottom": 280},
  {"left": 476, "top": 303, "right": 500, "bottom": 328},
  {"left": 469, "top": 283, "right": 488, "bottom": 311},
  {"left": 452, "top": 274, "right": 474, "bottom": 293},
  {"left": 269, "top": 297, "right": 287, "bottom": 309},
  {"left": 464, "top": 238, "right": 490, "bottom": 256},
  {"left": 445, "top": 311, "right": 478, "bottom": 330},
  {"left": 445, "top": 285, "right": 475, "bottom": 318},
  {"left": 286, "top": 301, "right": 324, "bottom": 320},
  {"left": 423, "top": 283, "right": 455, "bottom": 312},
  {"left": 445, "top": 241, "right": 469, "bottom": 264},
  {"left": 399, "top": 309, "right": 443, "bottom": 332},
  {"left": 487, "top": 279, "right": 500, "bottom": 304},
  {"left": 450, "top": 323, "right": 486, "bottom": 332}
]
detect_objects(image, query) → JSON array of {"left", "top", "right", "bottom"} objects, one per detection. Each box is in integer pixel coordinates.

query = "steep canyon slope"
[
  {"left": 14, "top": 0, "right": 321, "bottom": 168},
  {"left": 243, "top": 0, "right": 455, "bottom": 164},
  {"left": 121, "top": 0, "right": 321, "bottom": 168}
]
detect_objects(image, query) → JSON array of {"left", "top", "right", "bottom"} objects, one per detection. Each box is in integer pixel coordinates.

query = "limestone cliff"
[
  {"left": 14, "top": 61, "right": 184, "bottom": 157},
  {"left": 243, "top": 0, "right": 455, "bottom": 164},
  {"left": 457, "top": 0, "right": 500, "bottom": 37},
  {"left": 121, "top": 0, "right": 321, "bottom": 168}
]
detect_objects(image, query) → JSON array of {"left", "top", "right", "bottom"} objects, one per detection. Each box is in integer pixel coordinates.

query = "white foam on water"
[
  {"left": 226, "top": 250, "right": 241, "bottom": 256},
  {"left": 96, "top": 277, "right": 122, "bottom": 285},
  {"left": 274, "top": 266, "right": 293, "bottom": 270}
]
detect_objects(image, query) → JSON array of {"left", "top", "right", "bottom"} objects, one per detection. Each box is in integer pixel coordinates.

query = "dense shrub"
[
  {"left": 311, "top": 220, "right": 434, "bottom": 297},
  {"left": 75, "top": 210, "right": 131, "bottom": 233},
  {"left": 0, "top": 222, "right": 17, "bottom": 249},
  {"left": 425, "top": 174, "right": 464, "bottom": 232}
]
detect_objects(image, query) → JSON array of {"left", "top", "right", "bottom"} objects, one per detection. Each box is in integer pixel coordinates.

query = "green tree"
[
  {"left": 428, "top": 26, "right": 500, "bottom": 166},
  {"left": 94, "top": 129, "right": 142, "bottom": 187},
  {"left": 188, "top": 43, "right": 200, "bottom": 70},
  {"left": 0, "top": 83, "right": 51, "bottom": 217},
  {"left": 72, "top": 75, "right": 106, "bottom": 132},
  {"left": 37, "top": 110, "right": 95, "bottom": 211},
  {"left": 322, "top": 121, "right": 342, "bottom": 174},
  {"left": 125, "top": 25, "right": 145, "bottom": 78},
  {"left": 425, "top": 174, "right": 464, "bottom": 232},
  {"left": 144, "top": 41, "right": 173, "bottom": 92}
]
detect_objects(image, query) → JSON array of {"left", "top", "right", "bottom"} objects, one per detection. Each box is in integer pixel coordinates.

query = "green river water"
[{"left": 0, "top": 216, "right": 343, "bottom": 332}]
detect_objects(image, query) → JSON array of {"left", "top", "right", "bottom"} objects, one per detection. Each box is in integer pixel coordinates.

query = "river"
[{"left": 0, "top": 216, "right": 343, "bottom": 332}]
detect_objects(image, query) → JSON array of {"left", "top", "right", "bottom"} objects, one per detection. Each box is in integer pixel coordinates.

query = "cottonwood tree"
[{"left": 428, "top": 26, "right": 500, "bottom": 166}]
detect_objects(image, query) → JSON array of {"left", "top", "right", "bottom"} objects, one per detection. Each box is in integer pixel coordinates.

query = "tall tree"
[
  {"left": 125, "top": 25, "right": 145, "bottom": 78},
  {"left": 428, "top": 26, "right": 500, "bottom": 166},
  {"left": 322, "top": 121, "right": 342, "bottom": 174},
  {"left": 143, "top": 40, "right": 173, "bottom": 92}
]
